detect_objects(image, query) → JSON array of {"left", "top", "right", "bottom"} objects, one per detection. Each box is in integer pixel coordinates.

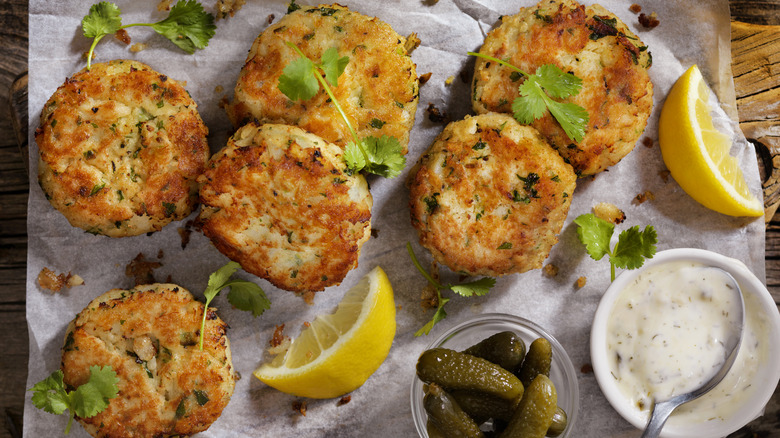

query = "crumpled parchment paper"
[{"left": 25, "top": 0, "right": 765, "bottom": 437}]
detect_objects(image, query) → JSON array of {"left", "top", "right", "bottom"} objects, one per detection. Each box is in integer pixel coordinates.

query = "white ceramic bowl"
[
  {"left": 411, "top": 313, "right": 579, "bottom": 437},
  {"left": 591, "top": 248, "right": 780, "bottom": 437}
]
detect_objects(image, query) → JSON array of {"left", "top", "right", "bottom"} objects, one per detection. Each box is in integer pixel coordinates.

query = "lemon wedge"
[
  {"left": 253, "top": 266, "right": 396, "bottom": 399},
  {"left": 658, "top": 64, "right": 763, "bottom": 217}
]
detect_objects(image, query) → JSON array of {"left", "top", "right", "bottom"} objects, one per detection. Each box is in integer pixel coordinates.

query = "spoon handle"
[{"left": 640, "top": 400, "right": 679, "bottom": 438}]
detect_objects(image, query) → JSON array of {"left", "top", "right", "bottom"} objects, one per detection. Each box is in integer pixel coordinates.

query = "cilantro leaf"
[
  {"left": 362, "top": 135, "right": 406, "bottom": 178},
  {"left": 320, "top": 47, "right": 349, "bottom": 87},
  {"left": 343, "top": 141, "right": 368, "bottom": 173},
  {"left": 151, "top": 0, "right": 216, "bottom": 54},
  {"left": 29, "top": 366, "right": 119, "bottom": 435},
  {"left": 574, "top": 213, "right": 614, "bottom": 261},
  {"left": 533, "top": 64, "right": 582, "bottom": 99},
  {"left": 611, "top": 225, "right": 658, "bottom": 270},
  {"left": 451, "top": 277, "right": 496, "bottom": 297},
  {"left": 199, "top": 262, "right": 269, "bottom": 349},
  {"left": 543, "top": 97, "right": 590, "bottom": 143},
  {"left": 226, "top": 280, "right": 271, "bottom": 317},
  {"left": 82, "top": 2, "right": 122, "bottom": 38},
  {"left": 279, "top": 56, "right": 318, "bottom": 101},
  {"left": 513, "top": 78, "right": 547, "bottom": 124},
  {"left": 415, "top": 293, "right": 449, "bottom": 336}
]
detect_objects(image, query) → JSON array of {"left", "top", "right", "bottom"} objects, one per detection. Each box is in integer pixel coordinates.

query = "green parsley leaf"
[
  {"left": 533, "top": 64, "right": 582, "bottom": 99},
  {"left": 514, "top": 78, "right": 548, "bottom": 123},
  {"left": 343, "top": 141, "right": 367, "bottom": 173},
  {"left": 407, "top": 242, "right": 495, "bottom": 336},
  {"left": 199, "top": 262, "right": 269, "bottom": 349},
  {"left": 278, "top": 56, "right": 318, "bottom": 101},
  {"left": 319, "top": 46, "right": 349, "bottom": 87},
  {"left": 543, "top": 97, "right": 590, "bottom": 143},
  {"left": 151, "top": 0, "right": 216, "bottom": 54},
  {"left": 361, "top": 135, "right": 406, "bottom": 178},
  {"left": 574, "top": 213, "right": 658, "bottom": 281},
  {"left": 29, "top": 366, "right": 119, "bottom": 435},
  {"left": 82, "top": 2, "right": 122, "bottom": 38}
]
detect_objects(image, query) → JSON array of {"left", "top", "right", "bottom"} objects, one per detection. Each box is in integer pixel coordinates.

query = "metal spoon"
[{"left": 640, "top": 267, "right": 745, "bottom": 438}]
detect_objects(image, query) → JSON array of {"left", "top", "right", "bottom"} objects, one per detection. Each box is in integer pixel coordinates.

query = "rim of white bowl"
[{"left": 590, "top": 248, "right": 780, "bottom": 438}]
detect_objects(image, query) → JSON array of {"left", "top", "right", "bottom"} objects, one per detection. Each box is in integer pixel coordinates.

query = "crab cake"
[
  {"left": 61, "top": 284, "right": 236, "bottom": 437},
  {"left": 197, "top": 123, "right": 372, "bottom": 298},
  {"left": 472, "top": 0, "right": 653, "bottom": 176},
  {"left": 409, "top": 113, "right": 576, "bottom": 277},
  {"left": 227, "top": 3, "right": 418, "bottom": 154},
  {"left": 36, "top": 60, "right": 209, "bottom": 237}
]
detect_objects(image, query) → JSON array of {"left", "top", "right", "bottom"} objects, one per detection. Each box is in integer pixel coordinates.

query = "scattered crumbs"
[
  {"left": 633, "top": 190, "right": 655, "bottom": 205},
  {"left": 404, "top": 32, "right": 421, "bottom": 54},
  {"left": 421, "top": 261, "right": 440, "bottom": 309},
  {"left": 267, "top": 14, "right": 276, "bottom": 24},
  {"left": 543, "top": 263, "right": 559, "bottom": 278},
  {"left": 130, "top": 43, "right": 148, "bottom": 53},
  {"left": 292, "top": 400, "right": 307, "bottom": 416},
  {"left": 303, "top": 321, "right": 311, "bottom": 328},
  {"left": 268, "top": 324, "right": 292, "bottom": 355},
  {"left": 445, "top": 75, "right": 455, "bottom": 86},
  {"left": 215, "top": 0, "right": 247, "bottom": 20},
  {"left": 629, "top": 3, "right": 641, "bottom": 13},
  {"left": 337, "top": 395, "right": 352, "bottom": 406},
  {"left": 593, "top": 202, "right": 626, "bottom": 225},
  {"left": 125, "top": 252, "right": 163, "bottom": 286},
  {"left": 301, "top": 290, "right": 316, "bottom": 304},
  {"left": 426, "top": 102, "right": 448, "bottom": 123},
  {"left": 215, "top": 85, "right": 224, "bottom": 94},
  {"left": 178, "top": 220, "right": 197, "bottom": 250},
  {"left": 575, "top": 276, "right": 587, "bottom": 289},
  {"left": 82, "top": 50, "right": 96, "bottom": 61},
  {"left": 638, "top": 12, "right": 660, "bottom": 29},
  {"left": 114, "top": 29, "right": 131, "bottom": 45},
  {"left": 37, "top": 268, "right": 84, "bottom": 293},
  {"left": 641, "top": 137, "right": 654, "bottom": 148},
  {"left": 418, "top": 72, "right": 433, "bottom": 86},
  {"left": 218, "top": 95, "right": 230, "bottom": 110},
  {"left": 397, "top": 305, "right": 403, "bottom": 311},
  {"left": 157, "top": 249, "right": 165, "bottom": 259},
  {"left": 581, "top": 363, "right": 594, "bottom": 374},
  {"left": 658, "top": 169, "right": 671, "bottom": 183},
  {"left": 157, "top": 0, "right": 173, "bottom": 11},
  {"left": 371, "top": 228, "right": 380, "bottom": 239}
]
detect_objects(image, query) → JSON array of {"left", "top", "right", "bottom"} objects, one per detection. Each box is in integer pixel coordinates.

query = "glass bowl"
[
  {"left": 591, "top": 248, "right": 780, "bottom": 437},
  {"left": 410, "top": 313, "right": 580, "bottom": 437}
]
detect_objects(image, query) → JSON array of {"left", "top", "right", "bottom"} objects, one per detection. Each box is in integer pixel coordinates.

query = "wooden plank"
[{"left": 0, "top": 305, "right": 26, "bottom": 438}]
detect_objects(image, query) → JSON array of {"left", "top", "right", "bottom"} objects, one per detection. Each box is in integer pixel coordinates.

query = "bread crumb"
[
  {"left": 445, "top": 75, "right": 455, "bottom": 85},
  {"left": 268, "top": 324, "right": 291, "bottom": 355},
  {"left": 292, "top": 400, "right": 307, "bottom": 416},
  {"left": 157, "top": 0, "right": 173, "bottom": 11},
  {"left": 37, "top": 268, "right": 84, "bottom": 292},
  {"left": 125, "top": 252, "right": 163, "bottom": 286},
  {"left": 267, "top": 14, "right": 275, "bottom": 25},
  {"left": 215, "top": 0, "right": 246, "bottom": 20},
  {"left": 337, "top": 395, "right": 352, "bottom": 406},
  {"left": 418, "top": 72, "right": 432, "bottom": 86},
  {"left": 214, "top": 85, "right": 224, "bottom": 93},
  {"left": 633, "top": 191, "right": 655, "bottom": 205},
  {"left": 629, "top": 4, "right": 641, "bottom": 13},
  {"left": 638, "top": 12, "right": 660, "bottom": 29},
  {"left": 658, "top": 170, "right": 671, "bottom": 183},
  {"left": 129, "top": 43, "right": 148, "bottom": 53},
  {"left": 581, "top": 363, "right": 594, "bottom": 374},
  {"left": 404, "top": 32, "right": 421, "bottom": 54},
  {"left": 641, "top": 137, "right": 654, "bottom": 148},
  {"left": 575, "top": 276, "right": 587, "bottom": 289},
  {"left": 543, "top": 264, "right": 559, "bottom": 278},
  {"left": 426, "top": 102, "right": 448, "bottom": 123},
  {"left": 593, "top": 202, "right": 626, "bottom": 224},
  {"left": 114, "top": 29, "right": 131, "bottom": 45}
]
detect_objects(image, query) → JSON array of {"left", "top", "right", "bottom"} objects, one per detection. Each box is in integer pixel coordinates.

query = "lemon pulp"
[
  {"left": 253, "top": 266, "right": 396, "bottom": 398},
  {"left": 658, "top": 64, "right": 762, "bottom": 217}
]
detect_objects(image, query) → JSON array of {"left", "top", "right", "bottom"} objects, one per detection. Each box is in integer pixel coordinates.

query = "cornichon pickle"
[
  {"left": 417, "top": 348, "right": 524, "bottom": 401},
  {"left": 450, "top": 390, "right": 517, "bottom": 423},
  {"left": 499, "top": 374, "right": 558, "bottom": 438},
  {"left": 463, "top": 331, "right": 526, "bottom": 372},
  {"left": 545, "top": 406, "right": 568, "bottom": 437},
  {"left": 424, "top": 383, "right": 485, "bottom": 438},
  {"left": 426, "top": 418, "right": 446, "bottom": 438},
  {"left": 517, "top": 337, "right": 552, "bottom": 388}
]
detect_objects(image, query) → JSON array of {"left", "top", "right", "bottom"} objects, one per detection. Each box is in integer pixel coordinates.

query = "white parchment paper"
[{"left": 25, "top": 1, "right": 765, "bottom": 437}]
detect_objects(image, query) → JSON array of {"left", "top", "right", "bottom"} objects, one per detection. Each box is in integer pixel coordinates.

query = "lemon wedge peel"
[
  {"left": 658, "top": 64, "right": 763, "bottom": 217},
  {"left": 253, "top": 266, "right": 396, "bottom": 399}
]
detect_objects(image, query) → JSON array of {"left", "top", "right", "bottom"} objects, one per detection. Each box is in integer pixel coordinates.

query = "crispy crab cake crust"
[
  {"left": 227, "top": 3, "right": 418, "bottom": 154},
  {"left": 61, "top": 284, "right": 236, "bottom": 438},
  {"left": 409, "top": 113, "right": 576, "bottom": 276},
  {"left": 36, "top": 60, "right": 209, "bottom": 237},
  {"left": 197, "top": 123, "right": 372, "bottom": 296},
  {"left": 472, "top": 0, "right": 653, "bottom": 176}
]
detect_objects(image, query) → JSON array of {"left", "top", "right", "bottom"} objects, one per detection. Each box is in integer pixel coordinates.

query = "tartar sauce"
[{"left": 606, "top": 260, "right": 769, "bottom": 424}]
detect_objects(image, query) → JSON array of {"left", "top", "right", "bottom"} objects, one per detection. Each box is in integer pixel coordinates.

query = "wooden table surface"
[{"left": 2, "top": 1, "right": 779, "bottom": 437}]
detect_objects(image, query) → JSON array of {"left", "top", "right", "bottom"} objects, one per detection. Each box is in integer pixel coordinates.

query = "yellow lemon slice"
[
  {"left": 658, "top": 64, "right": 763, "bottom": 217},
  {"left": 253, "top": 266, "right": 396, "bottom": 399}
]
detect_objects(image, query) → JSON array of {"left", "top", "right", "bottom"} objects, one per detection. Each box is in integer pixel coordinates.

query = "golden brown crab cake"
[
  {"left": 408, "top": 113, "right": 576, "bottom": 277},
  {"left": 227, "top": 3, "right": 418, "bottom": 154},
  {"left": 61, "top": 283, "right": 236, "bottom": 438},
  {"left": 472, "top": 0, "right": 653, "bottom": 176},
  {"left": 197, "top": 123, "right": 372, "bottom": 297},
  {"left": 36, "top": 60, "right": 209, "bottom": 237}
]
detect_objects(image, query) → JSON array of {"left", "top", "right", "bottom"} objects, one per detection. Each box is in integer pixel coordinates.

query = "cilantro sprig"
[
  {"left": 407, "top": 242, "right": 496, "bottom": 336},
  {"left": 574, "top": 213, "right": 658, "bottom": 281},
  {"left": 199, "top": 261, "right": 270, "bottom": 350},
  {"left": 278, "top": 43, "right": 406, "bottom": 178},
  {"left": 29, "top": 365, "right": 119, "bottom": 435},
  {"left": 468, "top": 52, "right": 590, "bottom": 142},
  {"left": 82, "top": 0, "right": 216, "bottom": 69}
]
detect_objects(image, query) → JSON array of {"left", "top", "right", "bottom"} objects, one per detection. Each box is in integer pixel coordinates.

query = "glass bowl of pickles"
[{"left": 410, "top": 313, "right": 579, "bottom": 437}]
